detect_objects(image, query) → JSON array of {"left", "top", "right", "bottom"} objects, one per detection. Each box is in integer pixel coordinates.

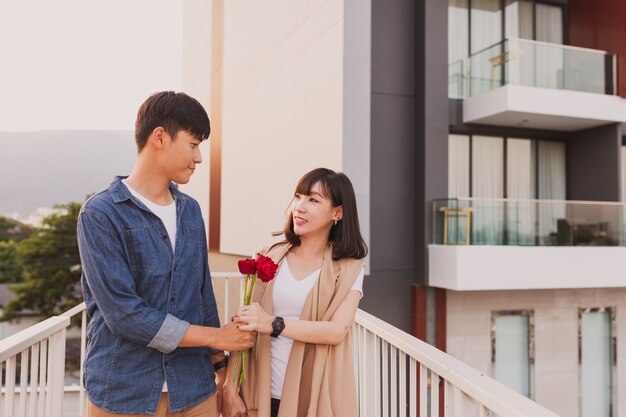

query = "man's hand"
[
  {"left": 211, "top": 323, "right": 255, "bottom": 352},
  {"left": 214, "top": 367, "right": 226, "bottom": 414},
  {"left": 222, "top": 382, "right": 247, "bottom": 417},
  {"left": 178, "top": 323, "right": 255, "bottom": 351}
]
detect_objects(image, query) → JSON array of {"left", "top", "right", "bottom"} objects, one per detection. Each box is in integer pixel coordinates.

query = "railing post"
[
  {"left": 4, "top": 355, "right": 16, "bottom": 417},
  {"left": 79, "top": 309, "right": 87, "bottom": 417},
  {"left": 46, "top": 329, "right": 66, "bottom": 417},
  {"left": 19, "top": 349, "right": 29, "bottom": 417}
]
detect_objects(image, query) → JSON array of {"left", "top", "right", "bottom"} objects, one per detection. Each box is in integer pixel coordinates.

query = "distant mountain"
[{"left": 0, "top": 130, "right": 137, "bottom": 217}]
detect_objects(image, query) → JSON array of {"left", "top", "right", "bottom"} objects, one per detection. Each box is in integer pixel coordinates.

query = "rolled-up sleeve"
[
  {"left": 78, "top": 209, "right": 189, "bottom": 353},
  {"left": 147, "top": 314, "right": 190, "bottom": 353}
]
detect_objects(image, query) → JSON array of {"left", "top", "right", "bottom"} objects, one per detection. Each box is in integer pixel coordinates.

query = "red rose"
[
  {"left": 238, "top": 258, "right": 257, "bottom": 275},
  {"left": 255, "top": 254, "right": 278, "bottom": 283}
]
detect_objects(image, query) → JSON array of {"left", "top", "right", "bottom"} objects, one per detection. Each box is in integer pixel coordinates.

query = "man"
[{"left": 77, "top": 91, "right": 252, "bottom": 416}]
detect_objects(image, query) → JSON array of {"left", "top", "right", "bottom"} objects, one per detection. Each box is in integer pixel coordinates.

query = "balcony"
[
  {"left": 0, "top": 273, "right": 564, "bottom": 417},
  {"left": 468, "top": 38, "right": 615, "bottom": 97},
  {"left": 429, "top": 198, "right": 626, "bottom": 290},
  {"left": 451, "top": 38, "right": 626, "bottom": 131}
]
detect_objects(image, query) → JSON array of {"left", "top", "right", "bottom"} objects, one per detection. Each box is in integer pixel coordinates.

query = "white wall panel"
[
  {"left": 180, "top": 0, "right": 213, "bottom": 237},
  {"left": 220, "top": 0, "right": 345, "bottom": 255}
]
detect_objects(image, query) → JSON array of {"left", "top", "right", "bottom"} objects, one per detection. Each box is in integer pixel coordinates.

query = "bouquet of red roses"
[{"left": 232, "top": 254, "right": 279, "bottom": 387}]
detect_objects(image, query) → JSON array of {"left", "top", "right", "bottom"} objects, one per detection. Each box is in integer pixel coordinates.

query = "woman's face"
[{"left": 291, "top": 182, "right": 342, "bottom": 239}]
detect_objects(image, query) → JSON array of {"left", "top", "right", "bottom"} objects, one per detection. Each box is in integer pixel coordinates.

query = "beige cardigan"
[{"left": 240, "top": 241, "right": 363, "bottom": 417}]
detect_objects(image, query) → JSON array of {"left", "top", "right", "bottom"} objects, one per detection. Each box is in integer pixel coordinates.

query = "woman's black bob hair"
[{"left": 280, "top": 168, "right": 368, "bottom": 260}]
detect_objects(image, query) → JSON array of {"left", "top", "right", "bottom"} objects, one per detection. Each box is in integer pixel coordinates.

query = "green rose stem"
[{"left": 232, "top": 273, "right": 257, "bottom": 388}]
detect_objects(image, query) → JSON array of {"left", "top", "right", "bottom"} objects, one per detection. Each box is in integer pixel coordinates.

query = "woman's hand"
[
  {"left": 235, "top": 302, "right": 274, "bottom": 335},
  {"left": 222, "top": 382, "right": 247, "bottom": 417}
]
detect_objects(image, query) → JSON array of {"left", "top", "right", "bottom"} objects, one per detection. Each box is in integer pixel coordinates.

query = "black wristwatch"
[
  {"left": 212, "top": 355, "right": 228, "bottom": 372},
  {"left": 270, "top": 316, "right": 285, "bottom": 338}
]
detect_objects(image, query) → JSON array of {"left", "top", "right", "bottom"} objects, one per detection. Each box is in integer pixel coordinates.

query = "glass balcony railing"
[
  {"left": 433, "top": 198, "right": 626, "bottom": 246},
  {"left": 460, "top": 38, "right": 615, "bottom": 98}
]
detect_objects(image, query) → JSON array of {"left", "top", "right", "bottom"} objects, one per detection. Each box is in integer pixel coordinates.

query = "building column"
[{"left": 567, "top": 123, "right": 622, "bottom": 201}]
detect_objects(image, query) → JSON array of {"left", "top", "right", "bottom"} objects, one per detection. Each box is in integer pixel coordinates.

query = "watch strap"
[{"left": 270, "top": 316, "right": 285, "bottom": 338}]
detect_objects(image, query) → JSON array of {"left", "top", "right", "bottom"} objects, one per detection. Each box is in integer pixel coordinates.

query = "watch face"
[{"left": 271, "top": 316, "right": 285, "bottom": 337}]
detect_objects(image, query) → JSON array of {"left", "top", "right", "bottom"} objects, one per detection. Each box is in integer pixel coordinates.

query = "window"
[
  {"left": 471, "top": 0, "right": 503, "bottom": 54},
  {"left": 492, "top": 310, "right": 533, "bottom": 397},
  {"left": 449, "top": 0, "right": 469, "bottom": 98},
  {"left": 448, "top": 134, "right": 471, "bottom": 197},
  {"left": 448, "top": 135, "right": 566, "bottom": 244},
  {"left": 505, "top": 0, "right": 534, "bottom": 40},
  {"left": 622, "top": 146, "right": 626, "bottom": 202},
  {"left": 448, "top": 0, "right": 564, "bottom": 97},
  {"left": 579, "top": 308, "right": 615, "bottom": 417},
  {"left": 447, "top": 135, "right": 566, "bottom": 200}
]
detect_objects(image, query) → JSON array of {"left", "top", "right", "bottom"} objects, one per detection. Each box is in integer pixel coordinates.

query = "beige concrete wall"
[
  {"left": 179, "top": 0, "right": 213, "bottom": 238},
  {"left": 219, "top": 0, "right": 345, "bottom": 256},
  {"left": 447, "top": 288, "right": 626, "bottom": 417}
]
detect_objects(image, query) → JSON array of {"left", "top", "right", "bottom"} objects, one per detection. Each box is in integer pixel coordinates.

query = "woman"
[{"left": 223, "top": 168, "right": 368, "bottom": 417}]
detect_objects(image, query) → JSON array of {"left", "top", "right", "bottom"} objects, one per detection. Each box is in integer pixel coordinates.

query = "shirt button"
[{"left": 170, "top": 297, "right": 175, "bottom": 303}]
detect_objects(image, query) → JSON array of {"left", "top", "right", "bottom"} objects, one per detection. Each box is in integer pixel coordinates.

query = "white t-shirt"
[
  {"left": 270, "top": 258, "right": 364, "bottom": 399},
  {"left": 122, "top": 179, "right": 177, "bottom": 251},
  {"left": 122, "top": 179, "right": 176, "bottom": 392}
]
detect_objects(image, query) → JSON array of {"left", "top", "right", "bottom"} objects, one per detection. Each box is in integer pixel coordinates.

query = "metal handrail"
[
  {"left": 435, "top": 196, "right": 626, "bottom": 207},
  {"left": 355, "top": 308, "right": 563, "bottom": 417}
]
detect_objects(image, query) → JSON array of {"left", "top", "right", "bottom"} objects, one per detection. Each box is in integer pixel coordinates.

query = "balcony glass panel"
[
  {"left": 433, "top": 198, "right": 626, "bottom": 246},
  {"left": 468, "top": 38, "right": 614, "bottom": 97}
]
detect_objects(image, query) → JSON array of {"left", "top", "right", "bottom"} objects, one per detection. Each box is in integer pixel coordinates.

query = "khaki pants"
[{"left": 86, "top": 393, "right": 218, "bottom": 417}]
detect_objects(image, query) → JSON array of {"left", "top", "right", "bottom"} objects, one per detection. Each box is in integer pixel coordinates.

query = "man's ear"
[{"left": 148, "top": 127, "right": 167, "bottom": 149}]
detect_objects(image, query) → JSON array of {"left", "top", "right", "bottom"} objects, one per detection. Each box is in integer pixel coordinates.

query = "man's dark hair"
[{"left": 134, "top": 91, "right": 211, "bottom": 152}]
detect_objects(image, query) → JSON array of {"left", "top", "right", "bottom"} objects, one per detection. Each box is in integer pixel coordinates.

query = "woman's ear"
[{"left": 334, "top": 206, "right": 343, "bottom": 221}]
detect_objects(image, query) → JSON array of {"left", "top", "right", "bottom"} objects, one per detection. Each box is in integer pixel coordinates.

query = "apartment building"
[{"left": 180, "top": 1, "right": 626, "bottom": 416}]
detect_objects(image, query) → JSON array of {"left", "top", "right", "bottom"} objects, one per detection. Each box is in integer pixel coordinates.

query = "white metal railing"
[
  {"left": 353, "top": 309, "right": 563, "bottom": 417},
  {"left": 0, "top": 315, "right": 69, "bottom": 417},
  {"left": 2, "top": 273, "right": 565, "bottom": 417},
  {"left": 0, "top": 273, "right": 244, "bottom": 417}
]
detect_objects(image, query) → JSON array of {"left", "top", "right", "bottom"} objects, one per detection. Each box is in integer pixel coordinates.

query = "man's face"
[{"left": 161, "top": 130, "right": 203, "bottom": 184}]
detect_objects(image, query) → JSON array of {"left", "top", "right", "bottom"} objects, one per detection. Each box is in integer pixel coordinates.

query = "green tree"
[
  {"left": 1, "top": 202, "right": 83, "bottom": 321},
  {"left": 0, "top": 217, "right": 32, "bottom": 242},
  {"left": 0, "top": 240, "right": 22, "bottom": 283}
]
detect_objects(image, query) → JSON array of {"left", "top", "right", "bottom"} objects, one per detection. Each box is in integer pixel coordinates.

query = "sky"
[{"left": 0, "top": 0, "right": 183, "bottom": 132}]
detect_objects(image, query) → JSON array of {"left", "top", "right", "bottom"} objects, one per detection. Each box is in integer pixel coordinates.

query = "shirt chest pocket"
[{"left": 125, "top": 226, "right": 172, "bottom": 278}]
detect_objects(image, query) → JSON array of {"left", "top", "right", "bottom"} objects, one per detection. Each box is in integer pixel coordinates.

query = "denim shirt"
[{"left": 77, "top": 176, "right": 220, "bottom": 414}]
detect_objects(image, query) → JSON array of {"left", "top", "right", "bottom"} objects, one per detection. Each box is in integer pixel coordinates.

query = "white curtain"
[
  {"left": 471, "top": 0, "right": 502, "bottom": 53},
  {"left": 449, "top": 0, "right": 469, "bottom": 98},
  {"left": 449, "top": 135, "right": 470, "bottom": 198},
  {"left": 494, "top": 314, "right": 531, "bottom": 397},
  {"left": 538, "top": 141, "right": 566, "bottom": 244},
  {"left": 504, "top": 1, "right": 534, "bottom": 87},
  {"left": 535, "top": 4, "right": 564, "bottom": 89},
  {"left": 621, "top": 147, "right": 626, "bottom": 244},
  {"left": 580, "top": 311, "right": 612, "bottom": 417},
  {"left": 505, "top": 0, "right": 533, "bottom": 40},
  {"left": 536, "top": 4, "right": 563, "bottom": 44},
  {"left": 622, "top": 147, "right": 626, "bottom": 202},
  {"left": 472, "top": 136, "right": 504, "bottom": 244},
  {"left": 507, "top": 139, "right": 535, "bottom": 244},
  {"left": 446, "top": 135, "right": 471, "bottom": 244},
  {"left": 470, "top": 0, "right": 503, "bottom": 95}
]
